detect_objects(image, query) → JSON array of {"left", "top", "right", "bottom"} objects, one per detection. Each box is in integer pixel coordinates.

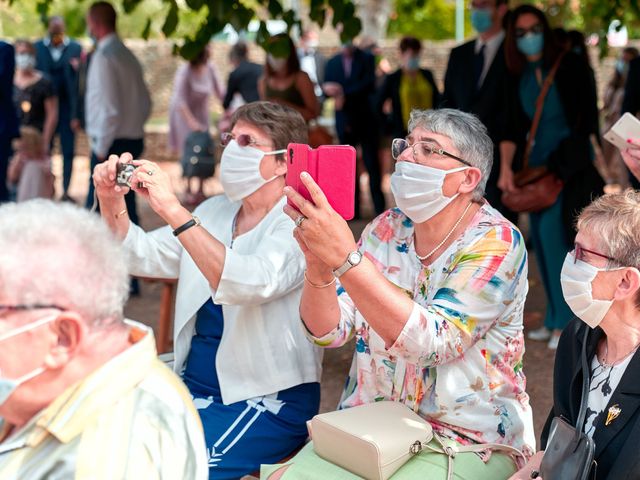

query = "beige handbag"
[{"left": 309, "top": 401, "right": 525, "bottom": 480}]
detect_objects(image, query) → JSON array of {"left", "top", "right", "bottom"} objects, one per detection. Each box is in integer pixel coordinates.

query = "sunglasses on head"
[
  {"left": 515, "top": 23, "right": 543, "bottom": 38},
  {"left": 220, "top": 132, "right": 273, "bottom": 149}
]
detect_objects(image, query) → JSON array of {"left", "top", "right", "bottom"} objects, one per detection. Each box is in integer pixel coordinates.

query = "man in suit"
[
  {"left": 442, "top": 0, "right": 515, "bottom": 221},
  {"left": 621, "top": 56, "right": 640, "bottom": 189},
  {"left": 298, "top": 30, "right": 326, "bottom": 106},
  {"left": 222, "top": 42, "right": 262, "bottom": 111},
  {"left": 323, "top": 40, "right": 385, "bottom": 218},
  {"left": 0, "top": 41, "right": 19, "bottom": 203},
  {"left": 35, "top": 16, "right": 82, "bottom": 201}
]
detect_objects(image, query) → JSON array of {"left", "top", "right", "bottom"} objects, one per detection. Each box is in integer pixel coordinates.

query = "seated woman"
[
  {"left": 510, "top": 190, "right": 640, "bottom": 480},
  {"left": 266, "top": 108, "right": 535, "bottom": 479},
  {"left": 92, "top": 101, "right": 323, "bottom": 480}
]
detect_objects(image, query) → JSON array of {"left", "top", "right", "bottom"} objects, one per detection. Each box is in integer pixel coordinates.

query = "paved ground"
[{"left": 55, "top": 154, "right": 555, "bottom": 446}]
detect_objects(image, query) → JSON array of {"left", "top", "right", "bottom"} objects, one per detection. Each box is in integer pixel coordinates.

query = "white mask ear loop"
[{"left": 0, "top": 314, "right": 57, "bottom": 342}]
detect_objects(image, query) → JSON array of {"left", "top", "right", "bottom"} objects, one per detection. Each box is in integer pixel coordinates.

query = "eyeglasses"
[
  {"left": 220, "top": 132, "right": 272, "bottom": 148},
  {"left": 391, "top": 138, "right": 471, "bottom": 166},
  {"left": 571, "top": 244, "right": 618, "bottom": 266},
  {"left": 0, "top": 304, "right": 64, "bottom": 317},
  {"left": 515, "top": 24, "right": 543, "bottom": 38}
]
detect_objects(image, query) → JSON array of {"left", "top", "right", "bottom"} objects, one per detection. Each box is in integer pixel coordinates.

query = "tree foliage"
[{"left": 1, "top": 0, "right": 362, "bottom": 59}]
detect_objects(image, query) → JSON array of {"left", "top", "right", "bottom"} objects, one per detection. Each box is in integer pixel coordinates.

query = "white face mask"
[
  {"left": 390, "top": 161, "right": 468, "bottom": 223},
  {"left": 0, "top": 315, "right": 56, "bottom": 406},
  {"left": 15, "top": 53, "right": 36, "bottom": 70},
  {"left": 219, "top": 139, "right": 285, "bottom": 202},
  {"left": 560, "top": 253, "right": 625, "bottom": 329}
]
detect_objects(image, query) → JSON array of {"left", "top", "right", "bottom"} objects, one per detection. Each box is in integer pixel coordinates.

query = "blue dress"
[
  {"left": 519, "top": 60, "right": 574, "bottom": 331},
  {"left": 182, "top": 299, "right": 320, "bottom": 479}
]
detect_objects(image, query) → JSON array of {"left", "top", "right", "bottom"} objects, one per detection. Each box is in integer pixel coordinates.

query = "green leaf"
[
  {"left": 255, "top": 20, "right": 270, "bottom": 48},
  {"left": 162, "top": 2, "right": 179, "bottom": 37},
  {"left": 282, "top": 9, "right": 297, "bottom": 28},
  {"left": 267, "top": 35, "right": 291, "bottom": 58},
  {"left": 141, "top": 18, "right": 152, "bottom": 40},
  {"left": 185, "top": 0, "right": 205, "bottom": 10},
  {"left": 268, "top": 0, "right": 284, "bottom": 17},
  {"left": 122, "top": 0, "right": 141, "bottom": 14},
  {"left": 340, "top": 16, "right": 361, "bottom": 42}
]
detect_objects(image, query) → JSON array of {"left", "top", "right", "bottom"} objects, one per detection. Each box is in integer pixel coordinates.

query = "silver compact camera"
[{"left": 116, "top": 162, "right": 136, "bottom": 187}]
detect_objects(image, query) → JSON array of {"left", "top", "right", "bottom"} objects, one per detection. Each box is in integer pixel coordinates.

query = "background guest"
[
  {"left": 7, "top": 126, "right": 54, "bottom": 202},
  {"left": 259, "top": 33, "right": 319, "bottom": 122},
  {"left": 601, "top": 47, "right": 639, "bottom": 189},
  {"left": 35, "top": 15, "right": 82, "bottom": 201},
  {"left": 168, "top": 43, "right": 224, "bottom": 205},
  {"left": 323, "top": 39, "right": 385, "bottom": 218},
  {"left": 442, "top": 0, "right": 515, "bottom": 222},
  {"left": 13, "top": 39, "right": 58, "bottom": 155},
  {"left": 621, "top": 55, "right": 640, "bottom": 189},
  {"left": 84, "top": 0, "right": 151, "bottom": 228},
  {"left": 221, "top": 42, "right": 262, "bottom": 120},
  {"left": 377, "top": 36, "right": 440, "bottom": 139},
  {"left": 0, "top": 40, "right": 19, "bottom": 202},
  {"left": 297, "top": 30, "right": 326, "bottom": 106},
  {"left": 499, "top": 5, "right": 604, "bottom": 349}
]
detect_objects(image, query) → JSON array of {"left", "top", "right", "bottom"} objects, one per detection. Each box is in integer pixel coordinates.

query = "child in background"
[{"left": 8, "top": 126, "right": 55, "bottom": 202}]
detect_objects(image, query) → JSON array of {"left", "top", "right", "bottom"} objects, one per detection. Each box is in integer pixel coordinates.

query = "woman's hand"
[
  {"left": 622, "top": 138, "right": 640, "bottom": 183},
  {"left": 283, "top": 172, "right": 358, "bottom": 271},
  {"left": 507, "top": 451, "right": 544, "bottom": 480},
  {"left": 498, "top": 166, "right": 517, "bottom": 193},
  {"left": 129, "top": 159, "right": 182, "bottom": 220},
  {"left": 92, "top": 153, "right": 130, "bottom": 201}
]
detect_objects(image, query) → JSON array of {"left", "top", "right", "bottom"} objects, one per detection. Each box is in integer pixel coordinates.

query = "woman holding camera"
[{"left": 92, "top": 101, "right": 322, "bottom": 480}]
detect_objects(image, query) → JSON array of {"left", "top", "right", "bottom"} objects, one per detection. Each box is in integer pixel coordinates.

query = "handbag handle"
[
  {"left": 521, "top": 52, "right": 566, "bottom": 171},
  {"left": 575, "top": 327, "right": 591, "bottom": 442}
]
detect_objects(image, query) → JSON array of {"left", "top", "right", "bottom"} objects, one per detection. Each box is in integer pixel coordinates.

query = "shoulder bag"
[
  {"left": 501, "top": 54, "right": 565, "bottom": 213},
  {"left": 539, "top": 327, "right": 596, "bottom": 480}
]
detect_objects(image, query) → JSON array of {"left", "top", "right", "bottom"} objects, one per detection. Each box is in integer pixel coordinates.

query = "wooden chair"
[{"left": 134, "top": 277, "right": 177, "bottom": 354}]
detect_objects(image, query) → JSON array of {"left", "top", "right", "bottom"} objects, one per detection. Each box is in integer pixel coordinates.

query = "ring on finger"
[
  {"left": 295, "top": 215, "right": 307, "bottom": 228},
  {"left": 146, "top": 169, "right": 155, "bottom": 176}
]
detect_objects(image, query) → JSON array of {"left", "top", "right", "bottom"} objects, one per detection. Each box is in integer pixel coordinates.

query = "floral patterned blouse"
[{"left": 306, "top": 204, "right": 536, "bottom": 457}]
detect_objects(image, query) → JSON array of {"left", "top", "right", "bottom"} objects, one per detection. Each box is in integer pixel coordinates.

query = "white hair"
[
  {"left": 0, "top": 200, "right": 129, "bottom": 325},
  {"left": 408, "top": 108, "right": 493, "bottom": 201}
]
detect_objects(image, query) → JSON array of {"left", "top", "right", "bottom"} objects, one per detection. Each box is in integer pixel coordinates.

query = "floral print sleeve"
[{"left": 388, "top": 224, "right": 528, "bottom": 366}]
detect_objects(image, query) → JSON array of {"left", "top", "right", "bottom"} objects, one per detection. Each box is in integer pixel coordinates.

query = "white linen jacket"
[{"left": 122, "top": 195, "right": 323, "bottom": 405}]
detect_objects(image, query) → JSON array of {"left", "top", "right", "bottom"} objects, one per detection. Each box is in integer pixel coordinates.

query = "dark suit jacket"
[
  {"left": 0, "top": 41, "right": 19, "bottom": 142},
  {"left": 622, "top": 57, "right": 640, "bottom": 117},
  {"left": 376, "top": 68, "right": 441, "bottom": 138},
  {"left": 34, "top": 38, "right": 82, "bottom": 120},
  {"left": 502, "top": 52, "right": 604, "bottom": 243},
  {"left": 324, "top": 48, "right": 376, "bottom": 140},
  {"left": 223, "top": 61, "right": 262, "bottom": 109},
  {"left": 542, "top": 318, "right": 640, "bottom": 479},
  {"left": 442, "top": 38, "right": 508, "bottom": 146}
]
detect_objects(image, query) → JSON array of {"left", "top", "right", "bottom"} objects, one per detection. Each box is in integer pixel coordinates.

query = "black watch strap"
[{"left": 172, "top": 216, "right": 201, "bottom": 237}]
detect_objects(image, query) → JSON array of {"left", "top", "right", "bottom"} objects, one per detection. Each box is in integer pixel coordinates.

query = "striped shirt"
[{"left": 0, "top": 321, "right": 208, "bottom": 480}]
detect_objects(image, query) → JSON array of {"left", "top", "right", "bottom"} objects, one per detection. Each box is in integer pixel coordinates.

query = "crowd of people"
[{"left": 2, "top": 0, "right": 640, "bottom": 479}]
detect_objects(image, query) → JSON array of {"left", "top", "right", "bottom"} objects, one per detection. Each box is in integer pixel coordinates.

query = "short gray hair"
[
  {"left": 0, "top": 200, "right": 129, "bottom": 325},
  {"left": 576, "top": 190, "right": 640, "bottom": 308},
  {"left": 408, "top": 108, "right": 493, "bottom": 201}
]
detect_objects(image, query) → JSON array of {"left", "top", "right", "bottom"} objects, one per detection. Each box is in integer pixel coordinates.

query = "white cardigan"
[{"left": 122, "top": 195, "right": 323, "bottom": 405}]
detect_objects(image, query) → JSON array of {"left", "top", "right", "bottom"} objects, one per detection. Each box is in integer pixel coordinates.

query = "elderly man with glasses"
[
  {"left": 264, "top": 108, "right": 535, "bottom": 479},
  {"left": 0, "top": 200, "right": 207, "bottom": 479}
]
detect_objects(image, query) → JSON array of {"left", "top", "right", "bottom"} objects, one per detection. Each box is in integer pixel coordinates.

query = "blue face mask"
[
  {"left": 517, "top": 32, "right": 544, "bottom": 57},
  {"left": 616, "top": 59, "right": 628, "bottom": 75},
  {"left": 471, "top": 8, "right": 494, "bottom": 34},
  {"left": 406, "top": 57, "right": 420, "bottom": 71}
]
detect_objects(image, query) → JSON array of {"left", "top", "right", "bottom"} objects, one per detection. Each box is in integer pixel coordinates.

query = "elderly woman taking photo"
[
  {"left": 264, "top": 109, "right": 535, "bottom": 479},
  {"left": 510, "top": 190, "right": 640, "bottom": 480},
  {"left": 92, "top": 101, "right": 322, "bottom": 480}
]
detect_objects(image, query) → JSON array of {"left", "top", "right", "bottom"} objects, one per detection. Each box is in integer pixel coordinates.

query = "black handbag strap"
[{"left": 576, "top": 327, "right": 591, "bottom": 434}]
